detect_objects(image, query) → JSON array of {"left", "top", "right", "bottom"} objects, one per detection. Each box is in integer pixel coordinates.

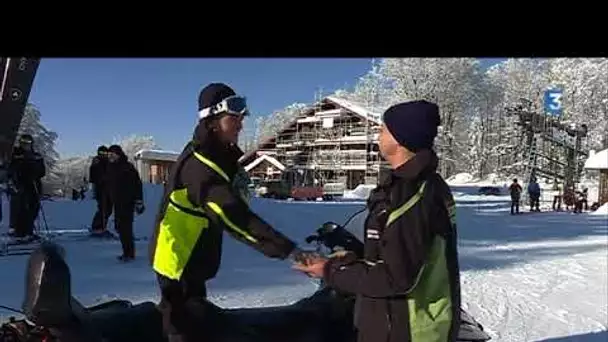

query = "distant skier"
[
  {"left": 90, "top": 145, "right": 112, "bottom": 234},
  {"left": 6, "top": 134, "right": 46, "bottom": 238},
  {"left": 527, "top": 177, "right": 541, "bottom": 212},
  {"left": 552, "top": 180, "right": 562, "bottom": 211},
  {"left": 71, "top": 188, "right": 79, "bottom": 201},
  {"left": 581, "top": 187, "right": 588, "bottom": 211},
  {"left": 509, "top": 178, "right": 522, "bottom": 215},
  {"left": 573, "top": 187, "right": 588, "bottom": 214},
  {"left": 106, "top": 144, "right": 144, "bottom": 261}
]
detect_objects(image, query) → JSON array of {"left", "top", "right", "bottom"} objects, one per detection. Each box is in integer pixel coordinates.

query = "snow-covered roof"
[
  {"left": 134, "top": 149, "right": 180, "bottom": 162},
  {"left": 584, "top": 148, "right": 608, "bottom": 170},
  {"left": 239, "top": 96, "right": 383, "bottom": 164},
  {"left": 244, "top": 154, "right": 285, "bottom": 172},
  {"left": 325, "top": 96, "right": 382, "bottom": 125}
]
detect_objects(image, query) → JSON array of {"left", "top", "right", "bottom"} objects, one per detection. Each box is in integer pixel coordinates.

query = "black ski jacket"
[
  {"left": 7, "top": 147, "right": 46, "bottom": 195},
  {"left": 89, "top": 155, "right": 108, "bottom": 199},
  {"left": 323, "top": 150, "right": 461, "bottom": 342},
  {"left": 106, "top": 151, "right": 143, "bottom": 208},
  {"left": 149, "top": 122, "right": 296, "bottom": 285}
]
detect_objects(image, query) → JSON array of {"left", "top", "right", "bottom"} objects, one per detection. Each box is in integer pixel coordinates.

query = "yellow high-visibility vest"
[{"left": 153, "top": 151, "right": 256, "bottom": 280}]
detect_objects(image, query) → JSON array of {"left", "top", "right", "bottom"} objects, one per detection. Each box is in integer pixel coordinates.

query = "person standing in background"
[
  {"left": 6, "top": 134, "right": 46, "bottom": 239},
  {"left": 509, "top": 178, "right": 522, "bottom": 215},
  {"left": 527, "top": 177, "right": 541, "bottom": 212},
  {"left": 90, "top": 145, "right": 112, "bottom": 234},
  {"left": 106, "top": 144, "right": 144, "bottom": 262}
]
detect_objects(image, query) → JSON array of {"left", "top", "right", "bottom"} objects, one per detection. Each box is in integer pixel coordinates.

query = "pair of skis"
[{"left": 0, "top": 229, "right": 148, "bottom": 257}]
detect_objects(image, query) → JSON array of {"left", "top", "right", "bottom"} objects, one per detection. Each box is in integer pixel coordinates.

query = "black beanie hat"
[
  {"left": 198, "top": 83, "right": 236, "bottom": 112},
  {"left": 107, "top": 144, "right": 124, "bottom": 155},
  {"left": 382, "top": 100, "right": 440, "bottom": 152},
  {"left": 97, "top": 145, "right": 108, "bottom": 153}
]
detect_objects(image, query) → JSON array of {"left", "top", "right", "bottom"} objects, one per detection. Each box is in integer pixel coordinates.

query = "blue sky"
[{"left": 28, "top": 58, "right": 505, "bottom": 157}]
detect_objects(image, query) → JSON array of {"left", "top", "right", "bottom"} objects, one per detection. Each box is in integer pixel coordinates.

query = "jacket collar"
[
  {"left": 191, "top": 121, "right": 244, "bottom": 178},
  {"left": 391, "top": 149, "right": 438, "bottom": 181}
]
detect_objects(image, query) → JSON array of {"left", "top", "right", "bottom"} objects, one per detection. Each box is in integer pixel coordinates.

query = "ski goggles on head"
[{"left": 199, "top": 95, "right": 250, "bottom": 119}]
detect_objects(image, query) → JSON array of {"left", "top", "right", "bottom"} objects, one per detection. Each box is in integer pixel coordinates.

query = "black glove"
[{"left": 134, "top": 200, "right": 145, "bottom": 215}]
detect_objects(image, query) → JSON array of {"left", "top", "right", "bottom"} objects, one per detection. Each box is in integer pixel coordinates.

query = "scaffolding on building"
[{"left": 270, "top": 92, "right": 383, "bottom": 194}]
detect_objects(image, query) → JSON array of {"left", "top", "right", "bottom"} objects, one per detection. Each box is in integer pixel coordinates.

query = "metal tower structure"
[{"left": 506, "top": 98, "right": 588, "bottom": 203}]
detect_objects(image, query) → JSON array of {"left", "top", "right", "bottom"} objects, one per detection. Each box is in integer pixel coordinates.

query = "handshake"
[
  {"left": 288, "top": 247, "right": 354, "bottom": 279},
  {"left": 289, "top": 248, "right": 327, "bottom": 278}
]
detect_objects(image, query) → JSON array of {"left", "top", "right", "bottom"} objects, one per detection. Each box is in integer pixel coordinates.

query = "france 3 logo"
[{"left": 544, "top": 87, "right": 564, "bottom": 117}]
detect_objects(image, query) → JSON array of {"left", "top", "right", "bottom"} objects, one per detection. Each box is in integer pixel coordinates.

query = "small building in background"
[
  {"left": 243, "top": 154, "right": 285, "bottom": 180},
  {"left": 134, "top": 149, "right": 180, "bottom": 184},
  {"left": 584, "top": 148, "right": 608, "bottom": 205}
]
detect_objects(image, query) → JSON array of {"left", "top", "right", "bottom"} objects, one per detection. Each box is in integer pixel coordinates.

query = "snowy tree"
[
  {"left": 378, "top": 58, "right": 484, "bottom": 176},
  {"left": 256, "top": 103, "right": 308, "bottom": 141},
  {"left": 549, "top": 58, "right": 608, "bottom": 149},
  {"left": 335, "top": 59, "right": 395, "bottom": 113},
  {"left": 17, "top": 104, "right": 60, "bottom": 173},
  {"left": 464, "top": 70, "right": 507, "bottom": 178},
  {"left": 48, "top": 155, "right": 92, "bottom": 196},
  {"left": 483, "top": 59, "right": 552, "bottom": 177},
  {"left": 111, "top": 134, "right": 159, "bottom": 162}
]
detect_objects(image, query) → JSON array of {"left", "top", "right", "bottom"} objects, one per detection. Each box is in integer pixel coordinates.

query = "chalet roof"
[
  {"left": 134, "top": 149, "right": 181, "bottom": 162},
  {"left": 244, "top": 154, "right": 285, "bottom": 172},
  {"left": 325, "top": 96, "right": 382, "bottom": 125},
  {"left": 584, "top": 148, "right": 608, "bottom": 170}
]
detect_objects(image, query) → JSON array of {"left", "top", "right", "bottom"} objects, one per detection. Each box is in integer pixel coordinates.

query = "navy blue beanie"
[{"left": 382, "top": 100, "right": 440, "bottom": 152}]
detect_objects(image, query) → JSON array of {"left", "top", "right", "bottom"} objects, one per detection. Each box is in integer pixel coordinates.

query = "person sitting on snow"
[
  {"left": 293, "top": 100, "right": 461, "bottom": 342},
  {"left": 527, "top": 177, "right": 541, "bottom": 212}
]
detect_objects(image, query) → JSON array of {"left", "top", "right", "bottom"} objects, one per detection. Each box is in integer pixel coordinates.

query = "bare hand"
[{"left": 292, "top": 257, "right": 328, "bottom": 278}]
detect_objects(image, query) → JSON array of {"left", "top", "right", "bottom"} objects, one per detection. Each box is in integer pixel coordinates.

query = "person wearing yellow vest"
[
  {"left": 294, "top": 100, "right": 461, "bottom": 342},
  {"left": 149, "top": 83, "right": 312, "bottom": 342}
]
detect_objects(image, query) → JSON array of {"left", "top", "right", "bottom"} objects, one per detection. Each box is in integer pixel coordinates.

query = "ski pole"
[{"left": 33, "top": 181, "right": 50, "bottom": 235}]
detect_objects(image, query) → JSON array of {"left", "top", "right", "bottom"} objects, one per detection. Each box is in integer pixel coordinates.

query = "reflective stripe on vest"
[
  {"left": 385, "top": 182, "right": 427, "bottom": 227},
  {"left": 152, "top": 151, "right": 256, "bottom": 280},
  {"left": 384, "top": 180, "right": 453, "bottom": 342}
]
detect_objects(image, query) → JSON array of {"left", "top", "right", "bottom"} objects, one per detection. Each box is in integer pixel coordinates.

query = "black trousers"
[
  {"left": 157, "top": 274, "right": 220, "bottom": 341},
  {"left": 9, "top": 193, "right": 19, "bottom": 228},
  {"left": 91, "top": 192, "right": 113, "bottom": 232},
  {"left": 529, "top": 195, "right": 540, "bottom": 211},
  {"left": 552, "top": 196, "right": 562, "bottom": 210},
  {"left": 114, "top": 203, "right": 135, "bottom": 258},
  {"left": 12, "top": 191, "right": 40, "bottom": 237},
  {"left": 511, "top": 198, "right": 520, "bottom": 214}
]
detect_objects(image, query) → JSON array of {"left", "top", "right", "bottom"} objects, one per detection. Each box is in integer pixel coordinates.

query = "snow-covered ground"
[{"left": 0, "top": 184, "right": 607, "bottom": 341}]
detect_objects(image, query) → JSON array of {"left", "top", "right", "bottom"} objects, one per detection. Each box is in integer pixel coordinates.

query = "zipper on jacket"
[{"left": 385, "top": 300, "right": 392, "bottom": 342}]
